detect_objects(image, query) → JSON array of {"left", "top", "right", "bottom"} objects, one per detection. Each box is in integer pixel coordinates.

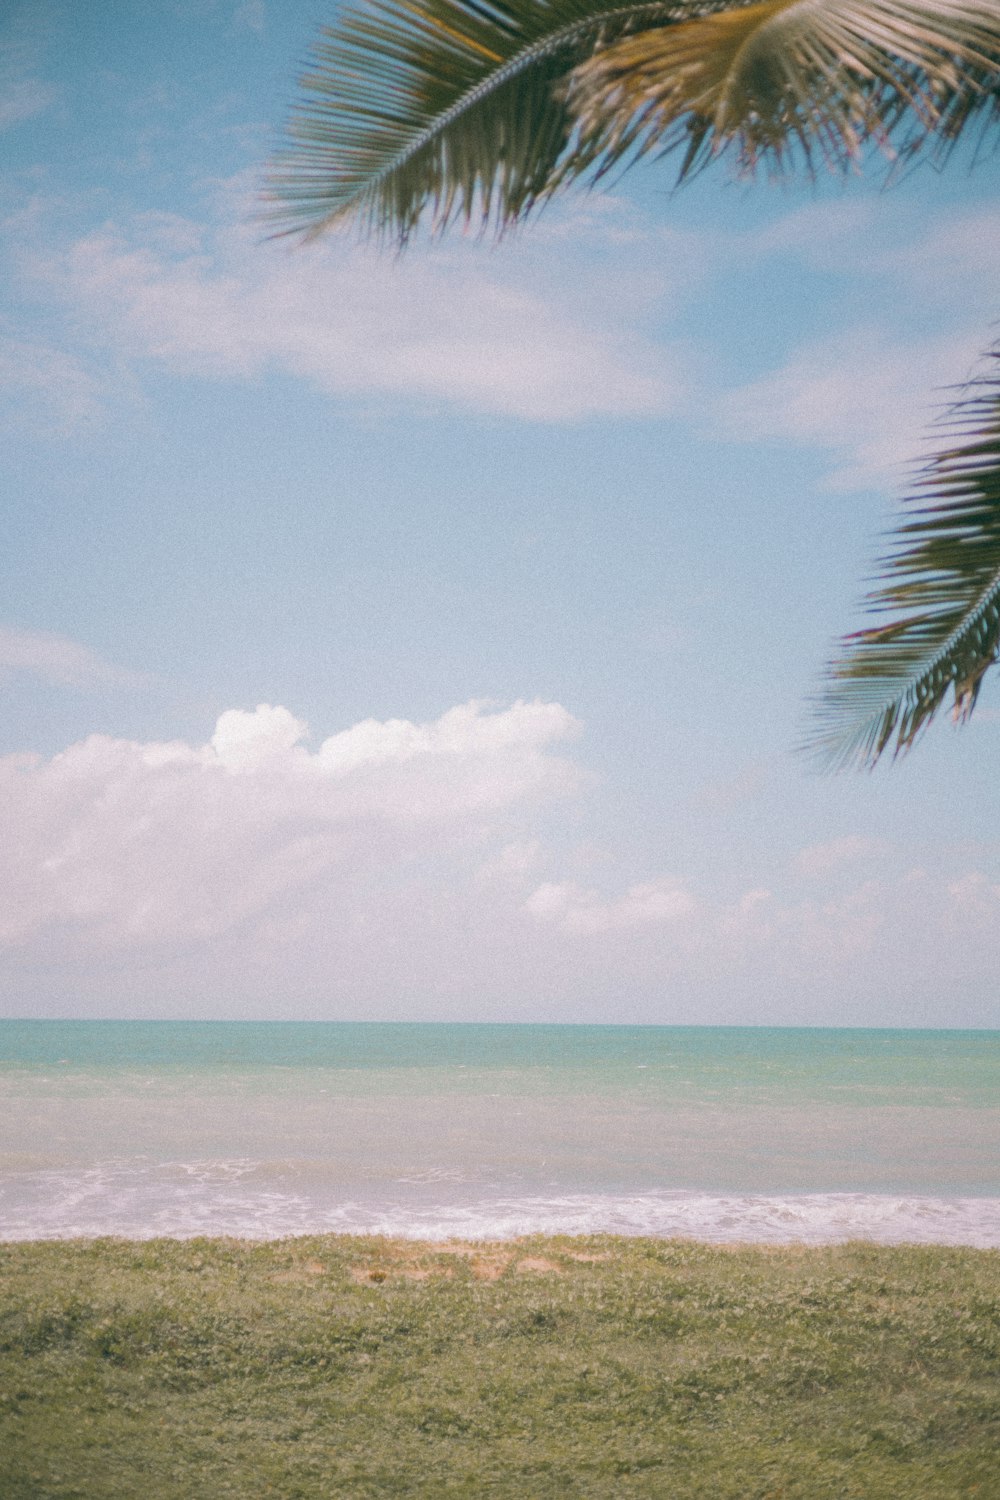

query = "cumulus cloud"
[
  {"left": 20, "top": 203, "right": 684, "bottom": 423},
  {"left": 0, "top": 698, "right": 582, "bottom": 954},
  {"left": 2, "top": 698, "right": 998, "bottom": 1022},
  {"left": 0, "top": 627, "right": 135, "bottom": 688},
  {"left": 946, "top": 870, "right": 1000, "bottom": 915}
]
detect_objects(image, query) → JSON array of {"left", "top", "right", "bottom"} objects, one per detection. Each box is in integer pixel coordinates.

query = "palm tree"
[{"left": 265, "top": 0, "right": 1000, "bottom": 765}]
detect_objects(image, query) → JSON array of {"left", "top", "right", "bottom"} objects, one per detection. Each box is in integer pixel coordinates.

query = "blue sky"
[{"left": 2, "top": 0, "right": 999, "bottom": 1025}]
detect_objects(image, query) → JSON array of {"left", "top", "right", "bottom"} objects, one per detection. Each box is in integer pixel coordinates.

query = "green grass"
[{"left": 1, "top": 1235, "right": 998, "bottom": 1498}]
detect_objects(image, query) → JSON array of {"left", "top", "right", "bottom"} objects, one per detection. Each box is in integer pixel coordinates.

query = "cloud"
[
  {"left": 0, "top": 627, "right": 136, "bottom": 689},
  {"left": 0, "top": 698, "right": 582, "bottom": 953},
  {"left": 21, "top": 201, "right": 685, "bottom": 423},
  {"left": 717, "top": 327, "right": 986, "bottom": 490},
  {"left": 745, "top": 199, "right": 877, "bottom": 262},
  {"left": 716, "top": 205, "right": 1000, "bottom": 490},
  {"left": 794, "top": 835, "right": 888, "bottom": 878},
  {"left": 476, "top": 839, "right": 541, "bottom": 884},
  {"left": 0, "top": 41, "right": 56, "bottom": 130},
  {"left": 0, "top": 335, "right": 106, "bottom": 431},
  {"left": 868, "top": 208, "right": 1000, "bottom": 306},
  {"left": 946, "top": 870, "right": 1000, "bottom": 912},
  {"left": 526, "top": 876, "right": 697, "bottom": 934},
  {"left": 746, "top": 202, "right": 1000, "bottom": 308},
  {"left": 714, "top": 865, "right": 1000, "bottom": 982},
  {"left": 2, "top": 697, "right": 997, "bottom": 1022},
  {"left": 0, "top": 74, "right": 55, "bottom": 128},
  {"left": 522, "top": 852, "right": 1000, "bottom": 1015}
]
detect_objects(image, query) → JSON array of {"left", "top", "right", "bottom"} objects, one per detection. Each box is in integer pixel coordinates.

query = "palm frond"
[
  {"left": 807, "top": 347, "right": 1000, "bottom": 771},
  {"left": 566, "top": 0, "right": 1000, "bottom": 183},
  {"left": 267, "top": 0, "right": 1000, "bottom": 241},
  {"left": 264, "top": 0, "right": 712, "bottom": 241},
  {"left": 568, "top": 0, "right": 1000, "bottom": 182}
]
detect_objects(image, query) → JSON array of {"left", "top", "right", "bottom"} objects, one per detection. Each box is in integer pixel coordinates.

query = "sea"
[{"left": 1, "top": 1021, "right": 998, "bottom": 1246}]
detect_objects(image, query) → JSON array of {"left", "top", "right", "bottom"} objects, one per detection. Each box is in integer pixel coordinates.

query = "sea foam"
[{"left": 2, "top": 1163, "right": 999, "bottom": 1246}]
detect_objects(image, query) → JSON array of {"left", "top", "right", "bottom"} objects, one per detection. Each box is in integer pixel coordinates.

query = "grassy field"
[{"left": 1, "top": 1234, "right": 999, "bottom": 1498}]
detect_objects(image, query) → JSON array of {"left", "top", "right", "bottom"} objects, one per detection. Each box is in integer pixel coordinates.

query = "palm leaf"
[
  {"left": 266, "top": 0, "right": 1000, "bottom": 241},
  {"left": 568, "top": 0, "right": 1000, "bottom": 182},
  {"left": 264, "top": 0, "right": 715, "bottom": 242},
  {"left": 807, "top": 347, "right": 1000, "bottom": 770}
]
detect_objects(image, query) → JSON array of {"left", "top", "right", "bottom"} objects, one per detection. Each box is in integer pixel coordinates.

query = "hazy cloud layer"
[
  {"left": 718, "top": 327, "right": 987, "bottom": 490},
  {"left": 7, "top": 186, "right": 996, "bottom": 466},
  {"left": 794, "top": 835, "right": 889, "bottom": 878},
  {"left": 0, "top": 39, "right": 56, "bottom": 130},
  {"left": 523, "top": 857, "right": 1000, "bottom": 1025},
  {"left": 0, "top": 334, "right": 106, "bottom": 431},
  {"left": 0, "top": 627, "right": 136, "bottom": 688},
  {"left": 17, "top": 205, "right": 684, "bottom": 423},
  {"left": 717, "top": 205, "right": 1000, "bottom": 489}
]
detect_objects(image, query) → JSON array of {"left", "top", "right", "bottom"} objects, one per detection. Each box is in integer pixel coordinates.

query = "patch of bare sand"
[
  {"left": 514, "top": 1256, "right": 561, "bottom": 1275},
  {"left": 346, "top": 1238, "right": 610, "bottom": 1284},
  {"left": 470, "top": 1255, "right": 511, "bottom": 1281},
  {"left": 433, "top": 1241, "right": 513, "bottom": 1280}
]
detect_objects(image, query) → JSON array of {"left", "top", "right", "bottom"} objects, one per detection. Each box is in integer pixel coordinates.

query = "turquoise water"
[{"left": 1, "top": 1022, "right": 998, "bottom": 1243}]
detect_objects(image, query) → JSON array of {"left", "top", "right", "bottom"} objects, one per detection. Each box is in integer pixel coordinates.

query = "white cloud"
[
  {"left": 716, "top": 204, "right": 1000, "bottom": 490},
  {"left": 0, "top": 41, "right": 56, "bottom": 130},
  {"left": 745, "top": 199, "right": 878, "bottom": 264},
  {"left": 2, "top": 697, "right": 997, "bottom": 1023},
  {"left": 946, "top": 871, "right": 1000, "bottom": 913},
  {"left": 210, "top": 704, "right": 308, "bottom": 771},
  {"left": 794, "top": 835, "right": 888, "bottom": 878},
  {"left": 712, "top": 865, "right": 1000, "bottom": 986},
  {"left": 0, "top": 75, "right": 55, "bottom": 128},
  {"left": 522, "top": 853, "right": 1000, "bottom": 1019},
  {"left": 0, "top": 698, "right": 582, "bottom": 953},
  {"left": 22, "top": 203, "right": 685, "bottom": 423},
  {"left": 717, "top": 327, "right": 985, "bottom": 490},
  {"left": 0, "top": 627, "right": 135, "bottom": 689},
  {"left": 0, "top": 334, "right": 106, "bottom": 430},
  {"left": 476, "top": 839, "right": 541, "bottom": 884},
  {"left": 746, "top": 202, "right": 1000, "bottom": 307},
  {"left": 871, "top": 208, "right": 1000, "bottom": 304},
  {"left": 526, "top": 876, "right": 697, "bottom": 934}
]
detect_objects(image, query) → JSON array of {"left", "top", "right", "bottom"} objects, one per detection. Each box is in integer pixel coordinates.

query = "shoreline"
[
  {"left": 5, "top": 1226, "right": 1000, "bottom": 1251},
  {"left": 6, "top": 1185, "right": 1000, "bottom": 1248}
]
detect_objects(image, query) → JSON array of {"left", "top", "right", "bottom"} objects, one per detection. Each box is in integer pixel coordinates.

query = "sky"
[{"left": 2, "top": 0, "right": 1000, "bottom": 1027}]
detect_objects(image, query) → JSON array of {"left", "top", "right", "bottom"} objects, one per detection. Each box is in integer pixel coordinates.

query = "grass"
[{"left": 1, "top": 1235, "right": 998, "bottom": 1498}]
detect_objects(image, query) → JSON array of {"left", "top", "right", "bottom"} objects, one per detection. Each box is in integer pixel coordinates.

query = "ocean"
[{"left": 1, "top": 1021, "right": 998, "bottom": 1245}]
